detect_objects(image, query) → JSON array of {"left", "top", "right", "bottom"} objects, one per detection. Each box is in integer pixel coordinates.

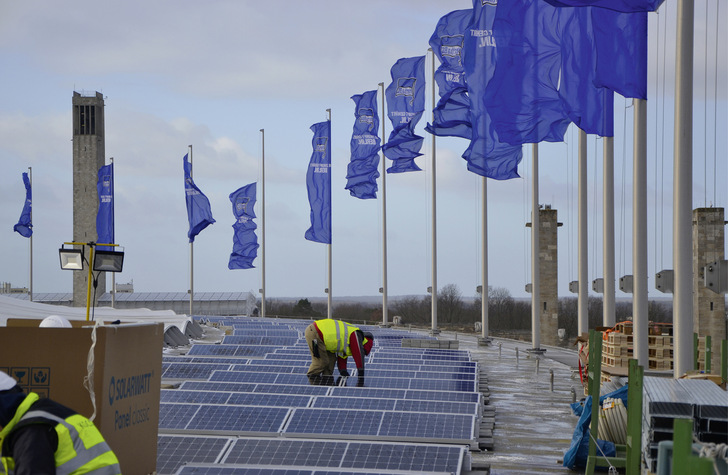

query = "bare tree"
[{"left": 438, "top": 283, "right": 464, "bottom": 326}]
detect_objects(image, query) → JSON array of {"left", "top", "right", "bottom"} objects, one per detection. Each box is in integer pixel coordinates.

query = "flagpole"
[
  {"left": 326, "top": 109, "right": 332, "bottom": 320},
  {"left": 28, "top": 166, "right": 33, "bottom": 302},
  {"left": 633, "top": 99, "right": 649, "bottom": 368},
  {"left": 188, "top": 144, "right": 194, "bottom": 316},
  {"left": 531, "top": 144, "right": 541, "bottom": 350},
  {"left": 577, "top": 129, "right": 588, "bottom": 337},
  {"left": 260, "top": 129, "right": 266, "bottom": 319},
  {"left": 602, "top": 138, "right": 615, "bottom": 327},
  {"left": 379, "top": 82, "right": 389, "bottom": 327},
  {"left": 429, "top": 48, "right": 438, "bottom": 335},
  {"left": 110, "top": 157, "right": 115, "bottom": 309},
  {"left": 481, "top": 176, "right": 489, "bottom": 342},
  {"left": 672, "top": 0, "right": 694, "bottom": 378}
]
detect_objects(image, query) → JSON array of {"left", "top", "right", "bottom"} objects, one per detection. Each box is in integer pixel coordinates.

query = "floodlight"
[
  {"left": 92, "top": 249, "right": 125, "bottom": 273},
  {"left": 59, "top": 248, "right": 84, "bottom": 270}
]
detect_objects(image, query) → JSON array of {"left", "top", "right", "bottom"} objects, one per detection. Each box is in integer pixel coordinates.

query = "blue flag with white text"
[
  {"left": 228, "top": 182, "right": 259, "bottom": 270},
  {"left": 544, "top": 0, "right": 663, "bottom": 12},
  {"left": 96, "top": 163, "right": 114, "bottom": 250},
  {"left": 462, "top": 0, "right": 523, "bottom": 179},
  {"left": 305, "top": 121, "right": 332, "bottom": 244},
  {"left": 382, "top": 56, "right": 425, "bottom": 173},
  {"left": 425, "top": 9, "right": 473, "bottom": 139},
  {"left": 13, "top": 172, "right": 32, "bottom": 238},
  {"left": 184, "top": 153, "right": 216, "bottom": 243},
  {"left": 346, "top": 90, "right": 381, "bottom": 199}
]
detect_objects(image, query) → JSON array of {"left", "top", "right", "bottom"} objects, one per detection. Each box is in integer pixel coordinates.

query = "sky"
[{"left": 0, "top": 1, "right": 726, "bottom": 302}]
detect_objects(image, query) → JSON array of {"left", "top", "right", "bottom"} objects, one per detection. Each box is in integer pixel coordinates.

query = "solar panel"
[
  {"left": 393, "top": 399, "right": 478, "bottom": 415},
  {"left": 341, "top": 441, "right": 465, "bottom": 473},
  {"left": 283, "top": 408, "right": 383, "bottom": 437},
  {"left": 164, "top": 356, "right": 249, "bottom": 365},
  {"left": 378, "top": 412, "right": 475, "bottom": 441},
  {"left": 180, "top": 381, "right": 258, "bottom": 393},
  {"left": 156, "top": 435, "right": 231, "bottom": 475},
  {"left": 209, "top": 370, "right": 279, "bottom": 384},
  {"left": 186, "top": 405, "right": 291, "bottom": 434},
  {"left": 223, "top": 438, "right": 347, "bottom": 467},
  {"left": 163, "top": 363, "right": 233, "bottom": 380},
  {"left": 174, "top": 465, "right": 315, "bottom": 474},
  {"left": 407, "top": 379, "right": 475, "bottom": 392},
  {"left": 404, "top": 389, "right": 480, "bottom": 403},
  {"left": 329, "top": 388, "right": 407, "bottom": 400},
  {"left": 252, "top": 384, "right": 330, "bottom": 396},
  {"left": 159, "top": 403, "right": 201, "bottom": 431},
  {"left": 223, "top": 335, "right": 299, "bottom": 346},
  {"left": 226, "top": 393, "right": 312, "bottom": 408},
  {"left": 161, "top": 390, "right": 231, "bottom": 405},
  {"left": 311, "top": 397, "right": 396, "bottom": 411},
  {"left": 233, "top": 364, "right": 308, "bottom": 374},
  {"left": 187, "top": 345, "right": 279, "bottom": 357}
]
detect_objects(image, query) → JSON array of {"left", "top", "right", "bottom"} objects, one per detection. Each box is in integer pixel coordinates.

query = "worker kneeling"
[
  {"left": 305, "top": 319, "right": 373, "bottom": 387},
  {"left": 0, "top": 370, "right": 121, "bottom": 475}
]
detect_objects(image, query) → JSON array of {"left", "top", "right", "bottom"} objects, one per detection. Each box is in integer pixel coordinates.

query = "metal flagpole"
[
  {"left": 379, "top": 82, "right": 389, "bottom": 326},
  {"left": 603, "top": 137, "right": 615, "bottom": 327},
  {"left": 531, "top": 144, "right": 541, "bottom": 350},
  {"left": 481, "top": 176, "right": 489, "bottom": 342},
  {"left": 28, "top": 167, "right": 33, "bottom": 302},
  {"left": 429, "top": 48, "right": 438, "bottom": 335},
  {"left": 633, "top": 99, "right": 649, "bottom": 367},
  {"left": 188, "top": 144, "right": 194, "bottom": 316},
  {"left": 578, "top": 130, "right": 588, "bottom": 337},
  {"left": 673, "top": 0, "right": 694, "bottom": 377},
  {"left": 110, "top": 157, "right": 115, "bottom": 309},
  {"left": 326, "top": 109, "right": 332, "bottom": 320},
  {"left": 260, "top": 129, "right": 266, "bottom": 319}
]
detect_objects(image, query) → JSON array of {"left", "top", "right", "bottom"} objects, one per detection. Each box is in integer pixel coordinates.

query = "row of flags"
[{"left": 308, "top": 0, "right": 661, "bottom": 246}]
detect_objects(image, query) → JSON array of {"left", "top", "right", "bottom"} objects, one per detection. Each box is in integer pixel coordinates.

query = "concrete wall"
[{"left": 72, "top": 92, "right": 106, "bottom": 307}]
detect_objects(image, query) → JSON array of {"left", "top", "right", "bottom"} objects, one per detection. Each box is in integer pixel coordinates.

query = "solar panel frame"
[
  {"left": 161, "top": 390, "right": 232, "bottom": 405},
  {"left": 283, "top": 408, "right": 384, "bottom": 437},
  {"left": 185, "top": 405, "right": 291, "bottom": 435},
  {"left": 156, "top": 435, "right": 232, "bottom": 475}
]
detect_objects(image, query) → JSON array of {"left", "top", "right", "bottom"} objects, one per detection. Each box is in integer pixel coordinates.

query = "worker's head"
[
  {"left": 0, "top": 371, "right": 25, "bottom": 429},
  {"left": 362, "top": 332, "right": 374, "bottom": 355},
  {"left": 39, "top": 315, "right": 73, "bottom": 328}
]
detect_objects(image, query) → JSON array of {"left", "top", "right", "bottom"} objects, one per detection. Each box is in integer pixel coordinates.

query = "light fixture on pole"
[{"left": 58, "top": 241, "right": 124, "bottom": 321}]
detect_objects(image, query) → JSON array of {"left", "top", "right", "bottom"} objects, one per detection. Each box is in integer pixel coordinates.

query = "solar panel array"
[{"left": 158, "top": 316, "right": 479, "bottom": 474}]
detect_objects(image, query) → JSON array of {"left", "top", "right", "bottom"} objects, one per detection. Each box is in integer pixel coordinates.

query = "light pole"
[{"left": 59, "top": 241, "right": 124, "bottom": 321}]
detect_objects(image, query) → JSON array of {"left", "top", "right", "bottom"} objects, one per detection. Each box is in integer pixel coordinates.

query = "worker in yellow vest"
[
  {"left": 0, "top": 370, "right": 121, "bottom": 475},
  {"left": 305, "top": 319, "right": 374, "bottom": 386}
]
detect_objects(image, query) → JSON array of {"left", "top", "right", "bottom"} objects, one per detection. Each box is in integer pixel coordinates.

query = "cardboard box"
[{"left": 0, "top": 320, "right": 163, "bottom": 475}]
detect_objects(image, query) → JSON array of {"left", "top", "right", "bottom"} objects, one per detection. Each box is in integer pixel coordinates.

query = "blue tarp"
[{"left": 563, "top": 384, "right": 628, "bottom": 469}]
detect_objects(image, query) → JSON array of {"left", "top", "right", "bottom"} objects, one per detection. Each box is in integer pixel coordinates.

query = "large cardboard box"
[{"left": 0, "top": 320, "right": 163, "bottom": 474}]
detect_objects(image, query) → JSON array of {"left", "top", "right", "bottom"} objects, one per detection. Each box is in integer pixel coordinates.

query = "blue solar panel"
[
  {"left": 180, "top": 381, "right": 258, "bottom": 393},
  {"left": 161, "top": 390, "right": 231, "bottom": 405},
  {"left": 311, "top": 397, "right": 396, "bottom": 411},
  {"left": 342, "top": 442, "right": 464, "bottom": 473},
  {"left": 226, "top": 393, "right": 312, "bottom": 408},
  {"left": 175, "top": 467, "right": 314, "bottom": 475},
  {"left": 159, "top": 403, "right": 201, "bottom": 430},
  {"left": 209, "top": 371, "right": 279, "bottom": 384},
  {"left": 223, "top": 439, "right": 348, "bottom": 466},
  {"left": 378, "top": 412, "right": 474, "bottom": 441},
  {"left": 252, "top": 384, "right": 330, "bottom": 396},
  {"left": 339, "top": 377, "right": 411, "bottom": 389},
  {"left": 233, "top": 364, "right": 308, "bottom": 374},
  {"left": 394, "top": 399, "right": 478, "bottom": 415},
  {"left": 187, "top": 405, "right": 290, "bottom": 434},
  {"left": 187, "top": 345, "right": 279, "bottom": 357},
  {"left": 164, "top": 356, "right": 250, "bottom": 365},
  {"left": 163, "top": 363, "right": 232, "bottom": 380},
  {"left": 156, "top": 435, "right": 231, "bottom": 474},
  {"left": 404, "top": 389, "right": 480, "bottom": 403},
  {"left": 274, "top": 373, "right": 316, "bottom": 385},
  {"left": 222, "top": 335, "right": 299, "bottom": 346},
  {"left": 407, "top": 379, "right": 475, "bottom": 392},
  {"left": 329, "top": 387, "right": 406, "bottom": 400},
  {"left": 284, "top": 409, "right": 383, "bottom": 437}
]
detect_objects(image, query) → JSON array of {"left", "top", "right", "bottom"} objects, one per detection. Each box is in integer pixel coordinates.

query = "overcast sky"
[{"left": 0, "top": 1, "right": 726, "bottom": 301}]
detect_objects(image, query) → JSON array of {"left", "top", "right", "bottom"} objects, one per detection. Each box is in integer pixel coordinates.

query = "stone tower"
[
  {"left": 692, "top": 207, "right": 726, "bottom": 372},
  {"left": 527, "top": 206, "right": 562, "bottom": 346},
  {"left": 72, "top": 91, "right": 106, "bottom": 307}
]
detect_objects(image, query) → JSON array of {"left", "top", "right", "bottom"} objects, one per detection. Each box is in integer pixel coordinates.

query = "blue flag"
[
  {"left": 425, "top": 9, "right": 473, "bottom": 139},
  {"left": 184, "top": 153, "right": 215, "bottom": 243},
  {"left": 346, "top": 90, "right": 381, "bottom": 199},
  {"left": 305, "top": 121, "right": 332, "bottom": 244},
  {"left": 382, "top": 56, "right": 426, "bottom": 173},
  {"left": 96, "top": 163, "right": 114, "bottom": 250},
  {"left": 228, "top": 182, "right": 259, "bottom": 270},
  {"left": 485, "top": 0, "right": 571, "bottom": 145},
  {"left": 558, "top": 7, "right": 615, "bottom": 136},
  {"left": 591, "top": 8, "right": 648, "bottom": 99},
  {"left": 462, "top": 0, "right": 523, "bottom": 179},
  {"left": 544, "top": 0, "right": 663, "bottom": 12},
  {"left": 13, "top": 172, "right": 32, "bottom": 238}
]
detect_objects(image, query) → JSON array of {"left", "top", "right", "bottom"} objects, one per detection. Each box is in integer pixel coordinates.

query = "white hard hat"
[
  {"left": 0, "top": 371, "right": 17, "bottom": 391},
  {"left": 39, "top": 315, "right": 73, "bottom": 328}
]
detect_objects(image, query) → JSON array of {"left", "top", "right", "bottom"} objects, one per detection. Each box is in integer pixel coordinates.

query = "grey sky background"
[{"left": 0, "top": 1, "right": 725, "bottom": 301}]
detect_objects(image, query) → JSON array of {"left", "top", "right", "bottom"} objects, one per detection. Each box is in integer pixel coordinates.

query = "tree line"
[{"left": 263, "top": 283, "right": 672, "bottom": 340}]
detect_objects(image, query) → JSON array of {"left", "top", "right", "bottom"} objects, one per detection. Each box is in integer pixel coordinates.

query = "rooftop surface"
[{"left": 157, "top": 317, "right": 585, "bottom": 474}]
